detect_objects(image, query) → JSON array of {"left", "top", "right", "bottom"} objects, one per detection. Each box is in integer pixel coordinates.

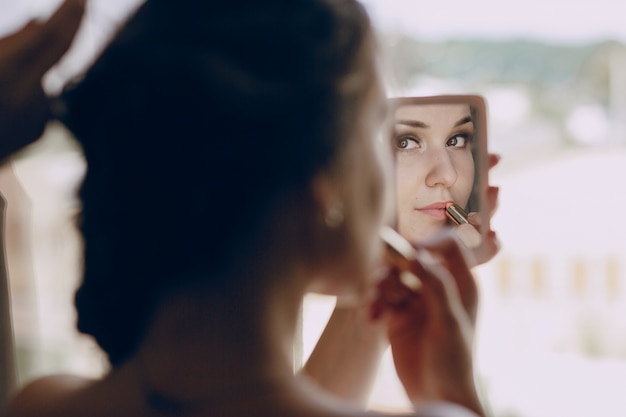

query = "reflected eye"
[
  {"left": 446, "top": 134, "right": 471, "bottom": 148},
  {"left": 394, "top": 136, "right": 420, "bottom": 151}
]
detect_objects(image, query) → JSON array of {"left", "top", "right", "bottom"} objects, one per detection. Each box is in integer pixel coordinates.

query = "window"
[{"left": 5, "top": 1, "right": 626, "bottom": 416}]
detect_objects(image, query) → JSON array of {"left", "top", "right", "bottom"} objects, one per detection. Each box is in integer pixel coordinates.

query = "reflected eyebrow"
[
  {"left": 396, "top": 116, "right": 473, "bottom": 129},
  {"left": 454, "top": 116, "right": 473, "bottom": 127},
  {"left": 396, "top": 119, "right": 429, "bottom": 128}
]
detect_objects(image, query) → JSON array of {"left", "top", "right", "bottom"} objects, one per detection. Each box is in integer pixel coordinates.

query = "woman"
[
  {"left": 5, "top": 0, "right": 486, "bottom": 416},
  {"left": 392, "top": 103, "right": 477, "bottom": 243}
]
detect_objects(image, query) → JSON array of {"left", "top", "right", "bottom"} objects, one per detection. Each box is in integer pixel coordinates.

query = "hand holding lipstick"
[
  {"left": 371, "top": 229, "right": 485, "bottom": 416},
  {"left": 469, "top": 153, "right": 501, "bottom": 265},
  {"left": 446, "top": 153, "right": 501, "bottom": 266}
]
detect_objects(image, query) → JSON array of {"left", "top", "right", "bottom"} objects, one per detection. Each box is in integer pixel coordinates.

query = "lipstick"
[
  {"left": 417, "top": 202, "right": 449, "bottom": 220},
  {"left": 445, "top": 202, "right": 469, "bottom": 225}
]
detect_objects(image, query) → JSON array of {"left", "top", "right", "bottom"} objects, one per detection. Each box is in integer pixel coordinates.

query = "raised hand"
[
  {"left": 467, "top": 153, "right": 501, "bottom": 266},
  {"left": 0, "top": 0, "right": 86, "bottom": 160},
  {"left": 372, "top": 230, "right": 485, "bottom": 417}
]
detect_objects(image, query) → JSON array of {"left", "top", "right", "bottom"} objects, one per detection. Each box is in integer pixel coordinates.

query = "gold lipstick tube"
[{"left": 446, "top": 203, "right": 469, "bottom": 225}]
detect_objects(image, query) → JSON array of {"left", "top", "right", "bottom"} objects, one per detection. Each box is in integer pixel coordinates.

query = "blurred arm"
[{"left": 299, "top": 302, "right": 388, "bottom": 406}]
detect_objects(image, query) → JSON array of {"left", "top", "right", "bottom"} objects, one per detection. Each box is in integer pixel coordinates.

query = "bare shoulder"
[{"left": 5, "top": 374, "right": 97, "bottom": 417}]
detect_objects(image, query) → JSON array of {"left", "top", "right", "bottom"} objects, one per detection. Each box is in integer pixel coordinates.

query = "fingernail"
[{"left": 399, "top": 271, "right": 422, "bottom": 292}]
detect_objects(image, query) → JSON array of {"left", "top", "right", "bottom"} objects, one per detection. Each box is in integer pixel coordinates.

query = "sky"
[
  {"left": 362, "top": 0, "right": 626, "bottom": 44},
  {"left": 2, "top": 0, "right": 626, "bottom": 85},
  {"left": 5, "top": 0, "right": 626, "bottom": 42}
]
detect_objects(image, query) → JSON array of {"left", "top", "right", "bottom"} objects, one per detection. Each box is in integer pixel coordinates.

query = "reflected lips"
[{"left": 416, "top": 202, "right": 450, "bottom": 220}]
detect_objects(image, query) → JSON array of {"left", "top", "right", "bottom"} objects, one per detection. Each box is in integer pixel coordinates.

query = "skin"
[
  {"left": 3, "top": 5, "right": 488, "bottom": 417},
  {"left": 393, "top": 104, "right": 475, "bottom": 243}
]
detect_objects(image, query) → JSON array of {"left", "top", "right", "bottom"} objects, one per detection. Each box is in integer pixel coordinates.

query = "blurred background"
[{"left": 3, "top": 0, "right": 626, "bottom": 416}]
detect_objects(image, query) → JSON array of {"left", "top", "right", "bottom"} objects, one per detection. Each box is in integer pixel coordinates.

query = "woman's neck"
[{"left": 128, "top": 267, "right": 308, "bottom": 408}]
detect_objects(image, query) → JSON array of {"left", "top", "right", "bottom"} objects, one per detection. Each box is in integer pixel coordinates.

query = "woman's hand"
[
  {"left": 371, "top": 230, "right": 485, "bottom": 417},
  {"left": 466, "top": 153, "right": 501, "bottom": 266},
  {"left": 0, "top": 0, "right": 85, "bottom": 160}
]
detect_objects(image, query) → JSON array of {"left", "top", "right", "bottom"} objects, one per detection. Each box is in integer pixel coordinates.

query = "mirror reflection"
[{"left": 388, "top": 96, "right": 487, "bottom": 247}]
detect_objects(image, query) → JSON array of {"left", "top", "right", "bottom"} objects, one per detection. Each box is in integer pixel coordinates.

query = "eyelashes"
[
  {"left": 393, "top": 135, "right": 420, "bottom": 151},
  {"left": 392, "top": 132, "right": 473, "bottom": 153},
  {"left": 446, "top": 133, "right": 472, "bottom": 148}
]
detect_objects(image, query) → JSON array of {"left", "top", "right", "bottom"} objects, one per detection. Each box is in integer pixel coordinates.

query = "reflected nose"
[{"left": 425, "top": 150, "right": 457, "bottom": 188}]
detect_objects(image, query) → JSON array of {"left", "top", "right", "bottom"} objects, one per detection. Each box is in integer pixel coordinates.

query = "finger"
[
  {"left": 471, "top": 230, "right": 501, "bottom": 267},
  {"left": 486, "top": 186, "right": 499, "bottom": 217},
  {"left": 418, "top": 231, "right": 478, "bottom": 319},
  {"left": 369, "top": 270, "right": 419, "bottom": 321},
  {"left": 454, "top": 223, "right": 481, "bottom": 251},
  {"left": 471, "top": 229, "right": 500, "bottom": 265},
  {"left": 379, "top": 271, "right": 418, "bottom": 308},
  {"left": 465, "top": 210, "right": 500, "bottom": 266},
  {"left": 22, "top": 0, "right": 87, "bottom": 79},
  {"left": 483, "top": 230, "right": 501, "bottom": 258},
  {"left": 467, "top": 212, "right": 480, "bottom": 227},
  {"left": 488, "top": 153, "right": 501, "bottom": 170},
  {"left": 406, "top": 249, "right": 465, "bottom": 322}
]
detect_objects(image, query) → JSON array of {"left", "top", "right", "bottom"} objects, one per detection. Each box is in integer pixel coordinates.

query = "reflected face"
[{"left": 393, "top": 103, "right": 475, "bottom": 242}]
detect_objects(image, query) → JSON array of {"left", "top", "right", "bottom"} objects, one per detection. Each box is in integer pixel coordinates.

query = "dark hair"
[{"left": 62, "top": 0, "right": 373, "bottom": 366}]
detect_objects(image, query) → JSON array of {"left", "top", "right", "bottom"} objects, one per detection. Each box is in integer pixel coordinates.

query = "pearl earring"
[{"left": 324, "top": 202, "right": 344, "bottom": 228}]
